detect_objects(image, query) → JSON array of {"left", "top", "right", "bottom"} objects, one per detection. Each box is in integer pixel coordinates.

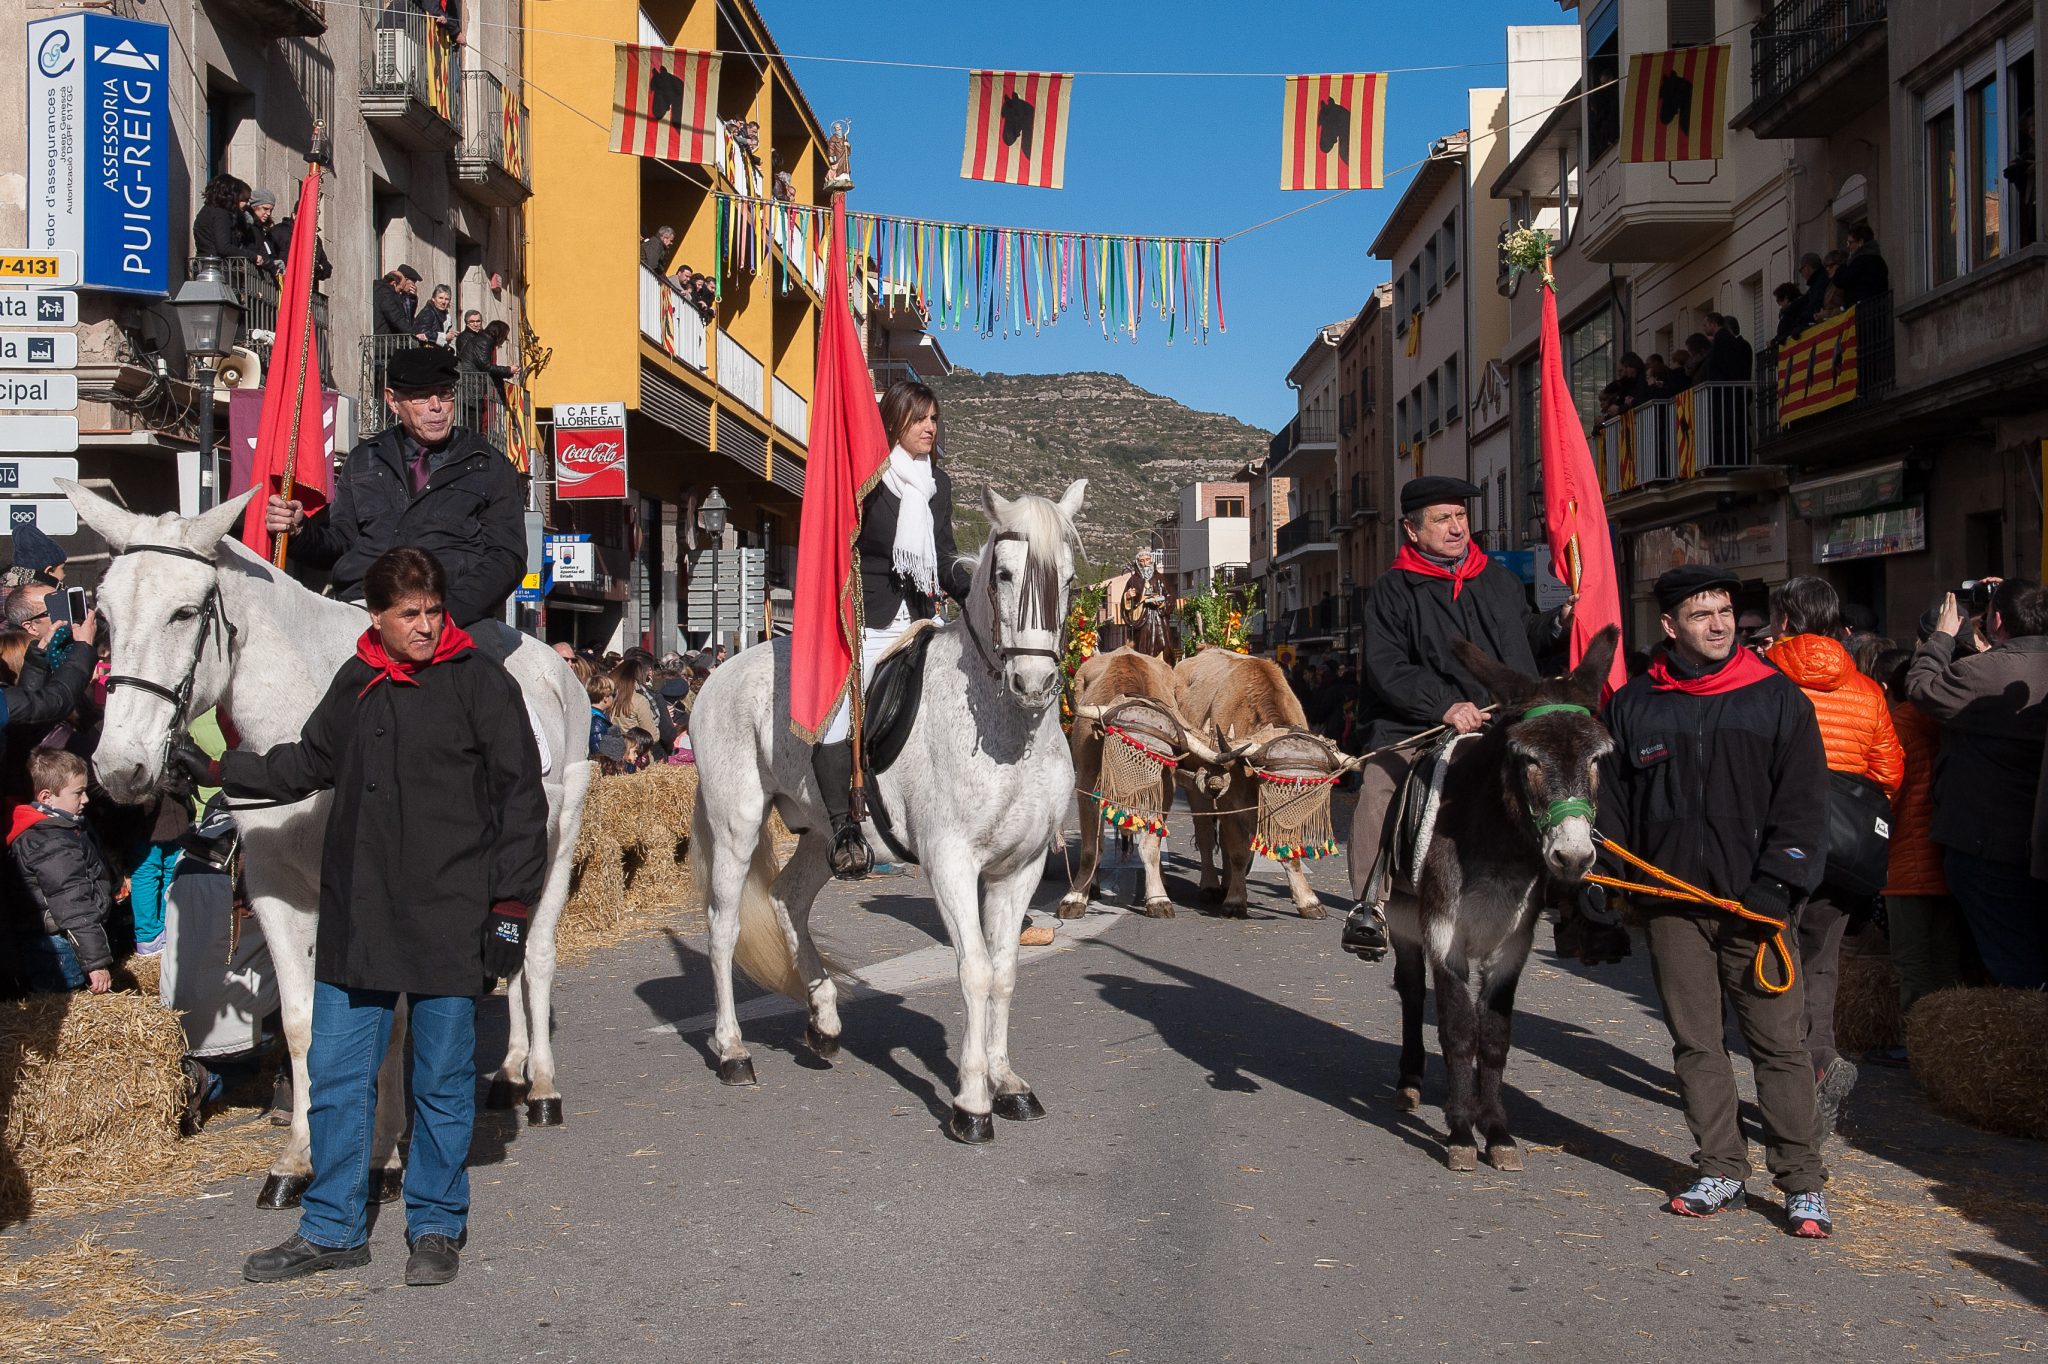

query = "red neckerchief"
[
  {"left": 1392, "top": 542, "right": 1488, "bottom": 600},
  {"left": 354, "top": 621, "right": 475, "bottom": 697},
  {"left": 1648, "top": 646, "right": 1775, "bottom": 696}
]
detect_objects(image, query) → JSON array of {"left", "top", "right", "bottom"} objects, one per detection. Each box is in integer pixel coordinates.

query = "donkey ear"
[
  {"left": 189, "top": 488, "right": 258, "bottom": 554},
  {"left": 1451, "top": 638, "right": 1539, "bottom": 706},
  {"left": 60, "top": 478, "right": 145, "bottom": 554},
  {"left": 1057, "top": 478, "right": 1087, "bottom": 522},
  {"left": 1568, "top": 625, "right": 1622, "bottom": 703},
  {"left": 982, "top": 487, "right": 1014, "bottom": 526}
]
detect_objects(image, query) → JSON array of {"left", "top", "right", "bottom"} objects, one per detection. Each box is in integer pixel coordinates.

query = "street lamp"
[
  {"left": 169, "top": 259, "right": 245, "bottom": 510},
  {"left": 699, "top": 486, "right": 729, "bottom": 650}
]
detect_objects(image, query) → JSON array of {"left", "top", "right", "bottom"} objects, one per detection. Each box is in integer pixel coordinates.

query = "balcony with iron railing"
[
  {"left": 1275, "top": 513, "right": 1338, "bottom": 560},
  {"left": 360, "top": 5, "right": 462, "bottom": 151},
  {"left": 454, "top": 69, "right": 531, "bottom": 208},
  {"left": 212, "top": 0, "right": 324, "bottom": 36},
  {"left": 190, "top": 255, "right": 335, "bottom": 389},
  {"left": 639, "top": 267, "right": 708, "bottom": 372},
  {"left": 1754, "top": 293, "right": 1895, "bottom": 446},
  {"left": 1739, "top": 0, "right": 1889, "bottom": 139},
  {"left": 1591, "top": 382, "right": 1762, "bottom": 500},
  {"left": 1267, "top": 409, "right": 1339, "bottom": 474},
  {"left": 358, "top": 334, "right": 514, "bottom": 447},
  {"left": 1347, "top": 473, "right": 1377, "bottom": 522}
]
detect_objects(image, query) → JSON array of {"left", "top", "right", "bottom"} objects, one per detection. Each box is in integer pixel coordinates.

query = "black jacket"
[
  {"left": 1800, "top": 268, "right": 1830, "bottom": 327},
  {"left": 641, "top": 237, "right": 671, "bottom": 275},
  {"left": 8, "top": 805, "right": 116, "bottom": 973},
  {"left": 1905, "top": 633, "right": 2048, "bottom": 864},
  {"left": 288, "top": 425, "right": 527, "bottom": 626},
  {"left": 412, "top": 304, "right": 450, "bottom": 345},
  {"left": 1599, "top": 648, "right": 1830, "bottom": 904},
  {"left": 1359, "top": 557, "right": 1554, "bottom": 749},
  {"left": 1, "top": 642, "right": 94, "bottom": 734},
  {"left": 1834, "top": 244, "right": 1890, "bottom": 305},
  {"left": 1706, "top": 329, "right": 1754, "bottom": 382},
  {"left": 455, "top": 328, "right": 512, "bottom": 379},
  {"left": 219, "top": 645, "right": 547, "bottom": 996},
  {"left": 193, "top": 204, "right": 256, "bottom": 260},
  {"left": 857, "top": 462, "right": 973, "bottom": 629},
  {"left": 373, "top": 279, "right": 417, "bottom": 336}
]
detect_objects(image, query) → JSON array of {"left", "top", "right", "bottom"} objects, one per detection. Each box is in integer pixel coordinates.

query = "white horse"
[
  {"left": 63, "top": 481, "right": 591, "bottom": 1206},
  {"left": 688, "top": 482, "right": 1085, "bottom": 1143}
]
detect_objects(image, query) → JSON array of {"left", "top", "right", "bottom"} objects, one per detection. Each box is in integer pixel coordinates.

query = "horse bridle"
[
  {"left": 1513, "top": 702, "right": 1598, "bottom": 833},
  {"left": 101, "top": 543, "right": 237, "bottom": 742},
  {"left": 962, "top": 529, "right": 1063, "bottom": 682}
]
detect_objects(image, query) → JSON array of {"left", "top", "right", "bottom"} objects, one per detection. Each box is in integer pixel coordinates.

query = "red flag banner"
[
  {"left": 610, "top": 45, "right": 720, "bottom": 163},
  {"left": 1775, "top": 307, "right": 1860, "bottom": 424},
  {"left": 239, "top": 167, "right": 331, "bottom": 560},
  {"left": 1622, "top": 46, "right": 1729, "bottom": 162},
  {"left": 789, "top": 198, "right": 891, "bottom": 741},
  {"left": 961, "top": 71, "right": 1072, "bottom": 189},
  {"left": 1280, "top": 73, "right": 1386, "bottom": 190},
  {"left": 1538, "top": 278, "right": 1627, "bottom": 696}
]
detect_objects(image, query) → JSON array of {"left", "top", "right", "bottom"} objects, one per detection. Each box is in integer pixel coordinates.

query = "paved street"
[{"left": 77, "top": 811, "right": 2048, "bottom": 1361}]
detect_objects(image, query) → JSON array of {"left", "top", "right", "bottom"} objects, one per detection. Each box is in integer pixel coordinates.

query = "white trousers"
[{"left": 821, "top": 604, "right": 912, "bottom": 744}]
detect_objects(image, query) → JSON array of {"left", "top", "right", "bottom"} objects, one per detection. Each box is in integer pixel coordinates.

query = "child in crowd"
[
  {"left": 622, "top": 728, "right": 655, "bottom": 772},
  {"left": 587, "top": 673, "right": 616, "bottom": 758},
  {"left": 7, "top": 747, "right": 115, "bottom": 994}
]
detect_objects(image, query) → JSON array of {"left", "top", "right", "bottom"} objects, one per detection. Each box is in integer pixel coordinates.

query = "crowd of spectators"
[
  {"left": 554, "top": 641, "right": 728, "bottom": 774},
  {"left": 1769, "top": 224, "right": 1893, "bottom": 345},
  {"left": 641, "top": 226, "right": 718, "bottom": 321}
]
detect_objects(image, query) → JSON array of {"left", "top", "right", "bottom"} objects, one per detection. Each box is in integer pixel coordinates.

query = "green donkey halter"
[{"left": 1516, "top": 703, "right": 1597, "bottom": 832}]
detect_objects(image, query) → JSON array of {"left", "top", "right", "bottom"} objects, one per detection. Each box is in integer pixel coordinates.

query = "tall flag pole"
[{"left": 1512, "top": 230, "right": 1626, "bottom": 696}]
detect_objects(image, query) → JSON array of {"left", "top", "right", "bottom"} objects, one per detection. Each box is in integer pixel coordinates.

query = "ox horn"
[
  {"left": 1073, "top": 703, "right": 1108, "bottom": 724},
  {"left": 1178, "top": 727, "right": 1227, "bottom": 766}
]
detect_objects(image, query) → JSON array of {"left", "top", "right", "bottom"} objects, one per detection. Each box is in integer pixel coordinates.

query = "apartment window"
[
  {"left": 1395, "top": 396, "right": 1408, "bottom": 444},
  {"left": 1425, "top": 372, "right": 1442, "bottom": 432},
  {"left": 1394, "top": 273, "right": 1408, "bottom": 320},
  {"left": 1441, "top": 212, "right": 1459, "bottom": 281},
  {"left": 1971, "top": 76, "right": 2003, "bottom": 266},
  {"left": 1215, "top": 496, "right": 1245, "bottom": 519},
  {"left": 1405, "top": 261, "right": 1423, "bottom": 312},
  {"left": 1566, "top": 305, "right": 1616, "bottom": 429},
  {"left": 1586, "top": 0, "right": 1621, "bottom": 164},
  {"left": 1928, "top": 107, "right": 1959, "bottom": 283},
  {"left": 1922, "top": 34, "right": 2036, "bottom": 286},
  {"left": 1422, "top": 241, "right": 1440, "bottom": 299},
  {"left": 1443, "top": 355, "right": 1461, "bottom": 422},
  {"left": 1357, "top": 364, "right": 1373, "bottom": 412},
  {"left": 1667, "top": 0, "right": 1713, "bottom": 48}
]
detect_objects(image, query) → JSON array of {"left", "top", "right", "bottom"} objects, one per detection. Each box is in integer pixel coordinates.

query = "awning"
[{"left": 1788, "top": 460, "right": 1908, "bottom": 520}]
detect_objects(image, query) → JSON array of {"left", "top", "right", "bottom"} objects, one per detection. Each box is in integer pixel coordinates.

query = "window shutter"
[{"left": 1667, "top": 0, "right": 1714, "bottom": 49}]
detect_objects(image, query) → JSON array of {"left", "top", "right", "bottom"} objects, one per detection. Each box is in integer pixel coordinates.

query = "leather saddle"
[{"left": 860, "top": 620, "right": 938, "bottom": 778}]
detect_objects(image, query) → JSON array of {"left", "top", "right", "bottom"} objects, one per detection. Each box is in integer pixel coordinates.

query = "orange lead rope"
[{"left": 1586, "top": 833, "right": 1797, "bottom": 995}]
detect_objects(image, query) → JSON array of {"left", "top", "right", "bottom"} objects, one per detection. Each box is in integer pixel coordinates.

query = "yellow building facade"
[{"left": 524, "top": 0, "right": 824, "bottom": 651}]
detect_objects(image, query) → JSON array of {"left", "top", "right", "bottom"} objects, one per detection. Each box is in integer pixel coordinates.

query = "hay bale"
[
  {"left": 0, "top": 992, "right": 189, "bottom": 1221},
  {"left": 557, "top": 769, "right": 702, "bottom": 956},
  {"left": 560, "top": 835, "right": 627, "bottom": 950},
  {"left": 1906, "top": 987, "right": 2048, "bottom": 1140},
  {"left": 1834, "top": 953, "right": 1902, "bottom": 1053}
]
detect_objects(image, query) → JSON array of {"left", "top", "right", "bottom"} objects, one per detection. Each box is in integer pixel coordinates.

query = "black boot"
[{"left": 811, "top": 741, "right": 872, "bottom": 880}]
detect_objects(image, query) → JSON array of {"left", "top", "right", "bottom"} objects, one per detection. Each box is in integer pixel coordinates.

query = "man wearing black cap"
[
  {"left": 1601, "top": 564, "right": 1834, "bottom": 1237},
  {"left": 265, "top": 346, "right": 525, "bottom": 627},
  {"left": 374, "top": 265, "right": 423, "bottom": 337}
]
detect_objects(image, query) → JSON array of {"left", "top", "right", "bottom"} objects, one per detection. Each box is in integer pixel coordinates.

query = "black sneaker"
[
  {"left": 1815, "top": 1056, "right": 1859, "bottom": 1141},
  {"left": 405, "top": 1232, "right": 462, "bottom": 1287},
  {"left": 242, "top": 1234, "right": 370, "bottom": 1283}
]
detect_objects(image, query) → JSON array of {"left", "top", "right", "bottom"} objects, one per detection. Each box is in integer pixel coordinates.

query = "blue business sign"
[{"left": 26, "top": 14, "right": 172, "bottom": 296}]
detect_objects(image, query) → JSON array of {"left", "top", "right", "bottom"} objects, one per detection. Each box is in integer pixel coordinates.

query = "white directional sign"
[
  {"left": 546, "top": 533, "right": 595, "bottom": 583},
  {"left": 0, "top": 456, "right": 78, "bottom": 495},
  {"left": 0, "top": 291, "right": 76, "bottom": 327},
  {"left": 0, "top": 500, "right": 79, "bottom": 537},
  {"left": 0, "top": 251, "right": 78, "bottom": 288},
  {"left": 0, "top": 416, "right": 79, "bottom": 453},
  {"left": 0, "top": 374, "right": 78, "bottom": 411},
  {"left": 0, "top": 332, "right": 76, "bottom": 369}
]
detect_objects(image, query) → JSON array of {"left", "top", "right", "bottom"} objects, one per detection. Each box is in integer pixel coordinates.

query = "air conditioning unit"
[{"left": 213, "top": 345, "right": 264, "bottom": 398}]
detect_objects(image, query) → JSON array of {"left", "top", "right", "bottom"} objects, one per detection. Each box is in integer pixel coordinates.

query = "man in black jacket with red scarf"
[{"left": 1601, "top": 564, "right": 1833, "bottom": 1237}]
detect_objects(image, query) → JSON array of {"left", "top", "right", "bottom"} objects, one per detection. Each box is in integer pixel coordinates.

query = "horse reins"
[
  {"left": 102, "top": 543, "right": 236, "bottom": 739},
  {"left": 962, "top": 529, "right": 1063, "bottom": 682}
]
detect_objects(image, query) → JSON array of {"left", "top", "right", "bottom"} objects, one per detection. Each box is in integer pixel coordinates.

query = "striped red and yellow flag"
[
  {"left": 962, "top": 71, "right": 1072, "bottom": 189},
  {"left": 1776, "top": 307, "right": 1860, "bottom": 424},
  {"left": 1623, "top": 46, "right": 1728, "bottom": 162},
  {"left": 1281, "top": 73, "right": 1386, "bottom": 190},
  {"left": 610, "top": 46, "right": 720, "bottom": 164}
]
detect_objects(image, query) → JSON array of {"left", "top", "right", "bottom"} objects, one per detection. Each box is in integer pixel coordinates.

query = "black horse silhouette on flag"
[
  {"left": 1657, "top": 70, "right": 1694, "bottom": 134},
  {"left": 1001, "top": 90, "right": 1036, "bottom": 159},
  {"left": 648, "top": 55, "right": 685, "bottom": 131},
  {"left": 1317, "top": 95, "right": 1350, "bottom": 160}
]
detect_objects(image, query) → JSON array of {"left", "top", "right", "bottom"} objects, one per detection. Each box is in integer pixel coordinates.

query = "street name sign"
[
  {"left": 0, "top": 375, "right": 78, "bottom": 411},
  {"left": 0, "top": 333, "right": 77, "bottom": 369},
  {"left": 0, "top": 292, "right": 78, "bottom": 326},
  {"left": 0, "top": 457, "right": 80, "bottom": 494},
  {"left": 0, "top": 416, "right": 80, "bottom": 453}
]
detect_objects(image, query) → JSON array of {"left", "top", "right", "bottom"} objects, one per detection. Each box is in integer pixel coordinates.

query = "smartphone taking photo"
[{"left": 48, "top": 587, "right": 89, "bottom": 625}]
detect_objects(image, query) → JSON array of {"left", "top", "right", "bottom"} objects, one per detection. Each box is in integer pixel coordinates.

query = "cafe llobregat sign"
[{"left": 552, "top": 402, "right": 628, "bottom": 500}]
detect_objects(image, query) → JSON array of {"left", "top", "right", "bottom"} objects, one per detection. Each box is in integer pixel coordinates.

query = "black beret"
[
  {"left": 658, "top": 678, "right": 690, "bottom": 700},
  {"left": 386, "top": 346, "right": 460, "bottom": 391},
  {"left": 595, "top": 732, "right": 628, "bottom": 762},
  {"left": 1653, "top": 564, "right": 1742, "bottom": 613},
  {"left": 397, "top": 263, "right": 423, "bottom": 282},
  {"left": 1399, "top": 476, "right": 1483, "bottom": 515}
]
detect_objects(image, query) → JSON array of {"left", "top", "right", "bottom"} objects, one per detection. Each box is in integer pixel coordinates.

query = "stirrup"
[
  {"left": 1341, "top": 901, "right": 1390, "bottom": 962},
  {"left": 828, "top": 822, "right": 872, "bottom": 881}
]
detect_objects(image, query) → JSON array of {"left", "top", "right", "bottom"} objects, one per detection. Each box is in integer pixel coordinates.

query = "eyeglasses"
[{"left": 18, "top": 611, "right": 48, "bottom": 625}]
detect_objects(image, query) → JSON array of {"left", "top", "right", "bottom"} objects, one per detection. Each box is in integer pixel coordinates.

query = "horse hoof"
[
  {"left": 1395, "top": 1085, "right": 1422, "bottom": 1112},
  {"left": 803, "top": 1025, "right": 841, "bottom": 1060},
  {"left": 717, "top": 1057, "right": 758, "bottom": 1087},
  {"left": 1225, "top": 903, "right": 1251, "bottom": 919},
  {"left": 256, "top": 1173, "right": 311, "bottom": 1209},
  {"left": 1056, "top": 897, "right": 1089, "bottom": 921},
  {"left": 484, "top": 1077, "right": 529, "bottom": 1110},
  {"left": 371, "top": 1168, "right": 405, "bottom": 1203},
  {"left": 946, "top": 1107, "right": 995, "bottom": 1144},
  {"left": 1446, "top": 1145, "right": 1479, "bottom": 1173},
  {"left": 1140, "top": 898, "right": 1175, "bottom": 919},
  {"left": 1198, "top": 887, "right": 1224, "bottom": 905},
  {"left": 526, "top": 1097, "right": 564, "bottom": 1127},
  {"left": 1297, "top": 902, "right": 1329, "bottom": 921},
  {"left": 1485, "top": 1144, "right": 1524, "bottom": 1172},
  {"left": 993, "top": 1090, "right": 1047, "bottom": 1122}
]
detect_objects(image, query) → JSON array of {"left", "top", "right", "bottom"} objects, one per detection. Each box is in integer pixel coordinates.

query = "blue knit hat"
[{"left": 10, "top": 523, "right": 65, "bottom": 576}]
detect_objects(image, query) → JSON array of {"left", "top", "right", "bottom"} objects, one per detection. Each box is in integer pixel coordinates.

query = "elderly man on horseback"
[{"left": 1343, "top": 475, "right": 1572, "bottom": 958}]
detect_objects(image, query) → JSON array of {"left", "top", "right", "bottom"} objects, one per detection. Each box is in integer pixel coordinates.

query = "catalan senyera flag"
[
  {"left": 1614, "top": 408, "right": 1638, "bottom": 491},
  {"left": 611, "top": 45, "right": 720, "bottom": 163},
  {"left": 1622, "top": 46, "right": 1730, "bottom": 162},
  {"left": 961, "top": 71, "right": 1072, "bottom": 189},
  {"left": 1404, "top": 309, "right": 1421, "bottom": 357},
  {"left": 1674, "top": 388, "right": 1697, "bottom": 478},
  {"left": 502, "top": 81, "right": 527, "bottom": 182},
  {"left": 1281, "top": 73, "right": 1386, "bottom": 190},
  {"left": 1776, "top": 306, "right": 1860, "bottom": 424}
]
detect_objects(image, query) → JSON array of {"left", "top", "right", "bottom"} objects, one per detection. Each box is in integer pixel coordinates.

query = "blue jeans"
[
  {"left": 299, "top": 981, "right": 478, "bottom": 1251},
  {"left": 22, "top": 934, "right": 86, "bottom": 992},
  {"left": 129, "top": 842, "right": 180, "bottom": 943},
  {"left": 1944, "top": 849, "right": 2048, "bottom": 991}
]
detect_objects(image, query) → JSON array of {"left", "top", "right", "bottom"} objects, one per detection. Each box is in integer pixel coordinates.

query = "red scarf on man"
[
  {"left": 355, "top": 621, "right": 475, "bottom": 696},
  {"left": 1391, "top": 542, "right": 1489, "bottom": 600},
  {"left": 1648, "top": 645, "right": 1775, "bottom": 696}
]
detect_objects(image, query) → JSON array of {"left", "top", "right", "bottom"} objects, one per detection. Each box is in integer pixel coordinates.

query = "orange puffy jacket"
[
  {"left": 1766, "top": 634, "right": 1905, "bottom": 794},
  {"left": 1883, "top": 699, "right": 1947, "bottom": 895}
]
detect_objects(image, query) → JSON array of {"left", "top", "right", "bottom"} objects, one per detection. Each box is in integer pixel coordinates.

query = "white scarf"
[{"left": 881, "top": 444, "right": 939, "bottom": 595}]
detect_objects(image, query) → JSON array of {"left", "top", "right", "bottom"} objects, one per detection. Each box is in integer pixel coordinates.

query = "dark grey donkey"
[{"left": 1388, "top": 627, "right": 1620, "bottom": 1172}]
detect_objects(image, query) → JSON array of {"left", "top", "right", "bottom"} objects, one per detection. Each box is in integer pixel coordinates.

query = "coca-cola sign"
[{"left": 552, "top": 401, "right": 629, "bottom": 500}]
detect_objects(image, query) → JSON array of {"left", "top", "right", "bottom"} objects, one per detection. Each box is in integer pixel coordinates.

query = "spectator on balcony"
[
  {"left": 1642, "top": 353, "right": 1677, "bottom": 400},
  {"left": 414, "top": 285, "right": 455, "bottom": 348},
  {"left": 1703, "top": 314, "right": 1754, "bottom": 384},
  {"left": 252, "top": 190, "right": 333, "bottom": 285},
  {"left": 1834, "top": 224, "right": 1889, "bottom": 306},
  {"left": 1613, "top": 352, "right": 1650, "bottom": 411},
  {"left": 194, "top": 175, "right": 259, "bottom": 262},
  {"left": 1677, "top": 333, "right": 1711, "bottom": 390},
  {"left": 692, "top": 272, "right": 717, "bottom": 318},
  {"left": 1797, "top": 253, "right": 1829, "bottom": 330},
  {"left": 1773, "top": 283, "right": 1810, "bottom": 346},
  {"left": 374, "top": 266, "right": 422, "bottom": 337},
  {"left": 456, "top": 316, "right": 515, "bottom": 436},
  {"left": 641, "top": 227, "right": 675, "bottom": 278}
]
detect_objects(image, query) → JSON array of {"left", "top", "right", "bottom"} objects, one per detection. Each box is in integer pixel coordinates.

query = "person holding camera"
[
  {"left": 1763, "top": 577, "right": 1903, "bottom": 1138},
  {"left": 176, "top": 546, "right": 547, "bottom": 1288},
  {"left": 1906, "top": 578, "right": 2048, "bottom": 989}
]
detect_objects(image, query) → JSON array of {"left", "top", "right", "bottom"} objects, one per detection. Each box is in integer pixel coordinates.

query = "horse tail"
[{"left": 731, "top": 830, "right": 805, "bottom": 1000}]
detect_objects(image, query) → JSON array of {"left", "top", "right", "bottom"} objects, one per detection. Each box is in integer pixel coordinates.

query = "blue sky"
[{"left": 766, "top": 0, "right": 1571, "bottom": 432}]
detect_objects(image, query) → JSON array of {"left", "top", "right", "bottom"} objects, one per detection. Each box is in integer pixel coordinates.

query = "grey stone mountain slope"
[{"left": 929, "top": 370, "right": 1272, "bottom": 570}]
